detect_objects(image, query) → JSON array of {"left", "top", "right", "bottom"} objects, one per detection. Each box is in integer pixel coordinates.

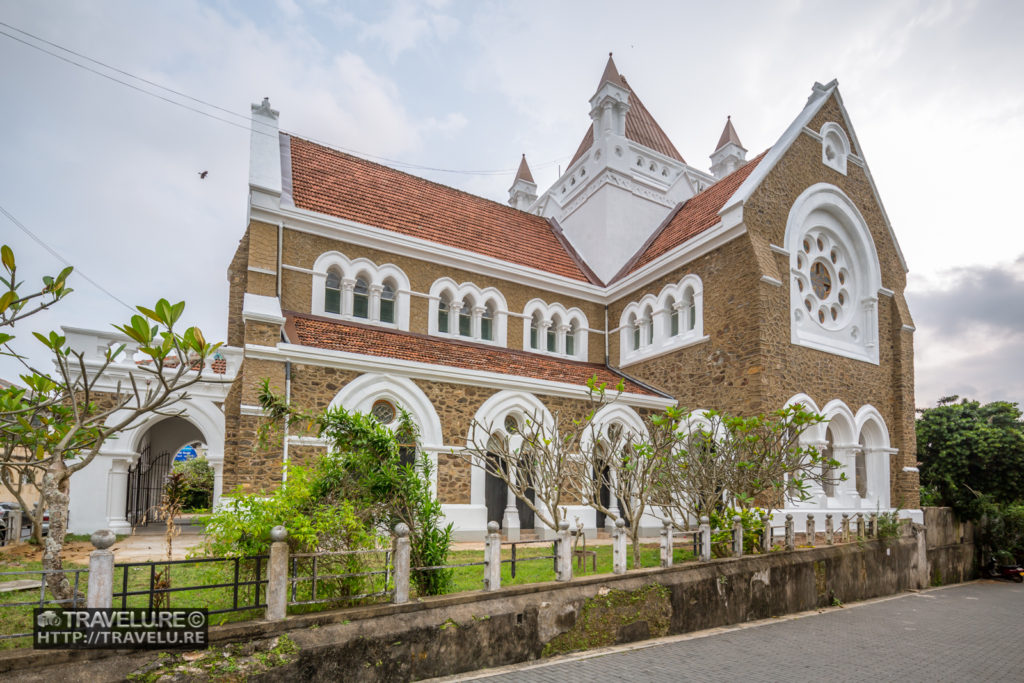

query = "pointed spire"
[
  {"left": 508, "top": 154, "right": 538, "bottom": 211},
  {"left": 710, "top": 116, "right": 747, "bottom": 179},
  {"left": 715, "top": 115, "right": 744, "bottom": 152},
  {"left": 598, "top": 52, "right": 621, "bottom": 91},
  {"left": 515, "top": 154, "right": 534, "bottom": 183}
]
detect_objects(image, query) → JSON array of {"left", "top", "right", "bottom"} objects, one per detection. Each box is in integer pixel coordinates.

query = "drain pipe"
[
  {"left": 604, "top": 305, "right": 610, "bottom": 365},
  {"left": 282, "top": 360, "right": 291, "bottom": 483},
  {"left": 276, "top": 221, "right": 283, "bottom": 299}
]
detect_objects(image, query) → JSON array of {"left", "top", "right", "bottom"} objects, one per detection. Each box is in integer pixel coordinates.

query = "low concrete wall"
[
  {"left": 1, "top": 514, "right": 978, "bottom": 682},
  {"left": 924, "top": 507, "right": 977, "bottom": 586}
]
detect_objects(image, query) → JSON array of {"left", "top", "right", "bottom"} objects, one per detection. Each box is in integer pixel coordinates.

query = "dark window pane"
[
  {"left": 566, "top": 333, "right": 574, "bottom": 356},
  {"left": 530, "top": 325, "right": 538, "bottom": 349},
  {"left": 353, "top": 293, "right": 369, "bottom": 318},
  {"left": 546, "top": 328, "right": 556, "bottom": 352},
  {"left": 670, "top": 309, "right": 679, "bottom": 336},
  {"left": 481, "top": 316, "right": 492, "bottom": 341},
  {"left": 325, "top": 287, "right": 341, "bottom": 314},
  {"left": 459, "top": 303, "right": 472, "bottom": 336},
  {"left": 380, "top": 299, "right": 395, "bottom": 323}
]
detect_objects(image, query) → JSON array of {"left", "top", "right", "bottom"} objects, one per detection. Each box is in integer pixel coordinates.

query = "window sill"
[{"left": 620, "top": 334, "right": 710, "bottom": 367}]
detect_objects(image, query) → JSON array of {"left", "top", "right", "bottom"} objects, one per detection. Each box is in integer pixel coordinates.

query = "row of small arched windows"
[
  {"left": 324, "top": 269, "right": 398, "bottom": 323},
  {"left": 627, "top": 290, "right": 696, "bottom": 351}
]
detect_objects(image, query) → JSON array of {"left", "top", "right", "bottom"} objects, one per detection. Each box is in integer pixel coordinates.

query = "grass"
[{"left": 0, "top": 541, "right": 697, "bottom": 650}]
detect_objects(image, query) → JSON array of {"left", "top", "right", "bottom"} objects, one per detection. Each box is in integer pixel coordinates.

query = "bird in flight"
[{"left": 198, "top": 171, "right": 208, "bottom": 179}]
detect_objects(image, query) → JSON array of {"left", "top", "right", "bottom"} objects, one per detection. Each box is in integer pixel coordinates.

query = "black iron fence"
[{"left": 112, "top": 555, "right": 268, "bottom": 615}]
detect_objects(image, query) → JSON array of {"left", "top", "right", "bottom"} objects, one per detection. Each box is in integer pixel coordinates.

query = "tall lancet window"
[
  {"left": 353, "top": 277, "right": 370, "bottom": 319},
  {"left": 325, "top": 268, "right": 342, "bottom": 315}
]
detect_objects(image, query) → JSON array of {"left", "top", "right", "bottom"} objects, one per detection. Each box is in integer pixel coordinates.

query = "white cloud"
[{"left": 359, "top": 0, "right": 460, "bottom": 61}]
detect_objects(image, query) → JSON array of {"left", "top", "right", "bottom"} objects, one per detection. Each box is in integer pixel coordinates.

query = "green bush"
[
  {"left": 710, "top": 507, "right": 766, "bottom": 555},
  {"left": 170, "top": 457, "right": 214, "bottom": 510},
  {"left": 977, "top": 500, "right": 1024, "bottom": 564}
]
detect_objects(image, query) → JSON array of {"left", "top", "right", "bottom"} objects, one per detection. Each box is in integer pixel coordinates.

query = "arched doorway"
[{"left": 125, "top": 416, "right": 205, "bottom": 528}]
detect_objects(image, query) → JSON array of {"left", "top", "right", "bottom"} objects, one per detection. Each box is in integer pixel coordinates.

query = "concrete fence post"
[
  {"left": 10, "top": 507, "right": 22, "bottom": 544},
  {"left": 612, "top": 518, "right": 627, "bottom": 574},
  {"left": 761, "top": 514, "right": 771, "bottom": 553},
  {"left": 825, "top": 513, "right": 834, "bottom": 545},
  {"left": 699, "top": 516, "right": 711, "bottom": 562},
  {"left": 265, "top": 526, "right": 289, "bottom": 621},
  {"left": 806, "top": 514, "right": 816, "bottom": 547},
  {"left": 393, "top": 523, "right": 411, "bottom": 604},
  {"left": 841, "top": 513, "right": 851, "bottom": 543},
  {"left": 86, "top": 530, "right": 116, "bottom": 609},
  {"left": 660, "top": 519, "right": 673, "bottom": 567},
  {"left": 732, "top": 515, "right": 743, "bottom": 557},
  {"left": 856, "top": 513, "right": 866, "bottom": 539},
  {"left": 784, "top": 514, "right": 795, "bottom": 551},
  {"left": 555, "top": 520, "right": 572, "bottom": 582},
  {"left": 869, "top": 513, "right": 878, "bottom": 539},
  {"left": 483, "top": 521, "right": 501, "bottom": 592}
]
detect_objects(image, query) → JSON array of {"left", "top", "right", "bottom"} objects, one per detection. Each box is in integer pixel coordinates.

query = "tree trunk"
[
  {"left": 41, "top": 459, "right": 73, "bottom": 601},
  {"left": 631, "top": 526, "right": 642, "bottom": 569}
]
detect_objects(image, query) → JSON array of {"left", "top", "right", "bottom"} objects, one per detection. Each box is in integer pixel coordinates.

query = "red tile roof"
[
  {"left": 569, "top": 74, "right": 685, "bottom": 167},
  {"left": 614, "top": 150, "right": 768, "bottom": 280},
  {"left": 284, "top": 312, "right": 664, "bottom": 397},
  {"left": 287, "top": 136, "right": 597, "bottom": 283}
]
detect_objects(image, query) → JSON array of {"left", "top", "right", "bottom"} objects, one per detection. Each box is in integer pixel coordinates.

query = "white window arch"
[
  {"left": 785, "top": 184, "right": 881, "bottom": 364},
  {"left": 520, "top": 299, "right": 589, "bottom": 360},
  {"left": 820, "top": 122, "right": 851, "bottom": 175},
  {"left": 311, "top": 252, "right": 411, "bottom": 330},
  {"left": 618, "top": 274, "right": 706, "bottom": 365},
  {"left": 427, "top": 278, "right": 508, "bottom": 346}
]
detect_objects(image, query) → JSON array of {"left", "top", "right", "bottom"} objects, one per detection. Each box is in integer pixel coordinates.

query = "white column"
[
  {"left": 833, "top": 444, "right": 860, "bottom": 508},
  {"left": 540, "top": 320, "right": 552, "bottom": 352},
  {"left": 606, "top": 467, "right": 620, "bottom": 530},
  {"left": 865, "top": 447, "right": 894, "bottom": 509},
  {"left": 341, "top": 279, "right": 355, "bottom": 317},
  {"left": 556, "top": 324, "right": 569, "bottom": 354},
  {"left": 207, "top": 451, "right": 225, "bottom": 508},
  {"left": 472, "top": 306, "right": 485, "bottom": 339},
  {"left": 106, "top": 457, "right": 133, "bottom": 534},
  {"left": 369, "top": 283, "right": 383, "bottom": 321},
  {"left": 503, "top": 435, "right": 522, "bottom": 540}
]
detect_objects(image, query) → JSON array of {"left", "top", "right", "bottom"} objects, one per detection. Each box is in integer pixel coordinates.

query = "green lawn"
[{"left": 0, "top": 542, "right": 697, "bottom": 650}]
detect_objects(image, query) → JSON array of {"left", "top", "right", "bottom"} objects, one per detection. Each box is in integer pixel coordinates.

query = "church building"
[{"left": 219, "top": 54, "right": 918, "bottom": 538}]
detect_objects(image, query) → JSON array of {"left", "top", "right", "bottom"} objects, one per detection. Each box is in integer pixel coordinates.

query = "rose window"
[{"left": 794, "top": 230, "right": 851, "bottom": 330}]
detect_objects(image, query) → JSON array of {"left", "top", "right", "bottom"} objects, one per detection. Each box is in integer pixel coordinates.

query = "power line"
[
  {"left": 0, "top": 22, "right": 569, "bottom": 177},
  {"left": 0, "top": 203, "right": 136, "bottom": 313}
]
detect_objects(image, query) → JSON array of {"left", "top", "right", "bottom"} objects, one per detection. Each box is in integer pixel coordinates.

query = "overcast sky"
[{"left": 1, "top": 0, "right": 1022, "bottom": 409}]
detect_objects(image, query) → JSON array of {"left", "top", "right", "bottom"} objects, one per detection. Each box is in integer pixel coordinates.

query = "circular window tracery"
[
  {"left": 794, "top": 228, "right": 852, "bottom": 330},
  {"left": 371, "top": 399, "right": 396, "bottom": 424}
]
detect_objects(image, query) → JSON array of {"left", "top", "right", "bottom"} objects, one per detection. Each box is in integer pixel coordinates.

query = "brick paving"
[{"left": 456, "top": 581, "right": 1024, "bottom": 682}]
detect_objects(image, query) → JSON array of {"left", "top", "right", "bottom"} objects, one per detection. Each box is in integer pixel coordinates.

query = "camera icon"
[{"left": 36, "top": 610, "right": 61, "bottom": 628}]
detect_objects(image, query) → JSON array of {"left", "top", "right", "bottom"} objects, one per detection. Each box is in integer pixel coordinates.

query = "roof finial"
[{"left": 515, "top": 154, "right": 534, "bottom": 183}]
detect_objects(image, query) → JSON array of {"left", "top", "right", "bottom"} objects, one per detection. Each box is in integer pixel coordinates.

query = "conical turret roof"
[
  {"left": 515, "top": 154, "right": 534, "bottom": 183},
  {"left": 715, "top": 116, "right": 745, "bottom": 151}
]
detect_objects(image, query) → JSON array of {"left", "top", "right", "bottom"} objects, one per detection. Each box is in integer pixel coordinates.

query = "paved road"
[{"left": 455, "top": 581, "right": 1024, "bottom": 682}]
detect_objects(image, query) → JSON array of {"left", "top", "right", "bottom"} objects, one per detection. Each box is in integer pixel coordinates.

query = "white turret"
[
  {"left": 508, "top": 154, "right": 538, "bottom": 211},
  {"left": 710, "top": 116, "right": 747, "bottom": 179}
]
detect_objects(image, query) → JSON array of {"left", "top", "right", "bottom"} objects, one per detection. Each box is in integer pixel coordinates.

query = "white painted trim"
[
  {"left": 878, "top": 287, "right": 895, "bottom": 297},
  {"left": 240, "top": 404, "right": 264, "bottom": 416},
  {"left": 618, "top": 274, "right": 705, "bottom": 365},
  {"left": 282, "top": 263, "right": 316, "bottom": 275},
  {"left": 247, "top": 266, "right": 277, "bottom": 276},
  {"left": 245, "top": 343, "right": 673, "bottom": 409},
  {"left": 769, "top": 244, "right": 790, "bottom": 256},
  {"left": 327, "top": 373, "right": 444, "bottom": 448},
  {"left": 242, "top": 293, "right": 285, "bottom": 326},
  {"left": 902, "top": 466, "right": 919, "bottom": 473},
  {"left": 760, "top": 275, "right": 783, "bottom": 286},
  {"left": 286, "top": 435, "right": 328, "bottom": 447},
  {"left": 901, "top": 324, "right": 916, "bottom": 332}
]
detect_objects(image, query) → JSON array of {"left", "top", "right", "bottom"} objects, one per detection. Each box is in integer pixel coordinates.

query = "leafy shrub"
[
  {"left": 170, "top": 457, "right": 214, "bottom": 510},
  {"left": 977, "top": 500, "right": 1024, "bottom": 564},
  {"left": 710, "top": 507, "right": 766, "bottom": 556}
]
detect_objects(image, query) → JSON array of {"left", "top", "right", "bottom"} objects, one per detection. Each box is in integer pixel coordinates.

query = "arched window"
[
  {"left": 481, "top": 303, "right": 495, "bottom": 341},
  {"left": 380, "top": 280, "right": 396, "bottom": 324},
  {"left": 530, "top": 312, "right": 541, "bottom": 349},
  {"left": 325, "top": 268, "right": 342, "bottom": 315},
  {"left": 683, "top": 287, "right": 696, "bottom": 332},
  {"left": 438, "top": 295, "right": 451, "bottom": 333},
  {"left": 458, "top": 300, "right": 472, "bottom": 337},
  {"left": 353, "top": 277, "right": 370, "bottom": 319},
  {"left": 566, "top": 320, "right": 578, "bottom": 357},
  {"left": 629, "top": 313, "right": 640, "bottom": 351},
  {"left": 547, "top": 314, "right": 560, "bottom": 352},
  {"left": 666, "top": 296, "right": 679, "bottom": 337}
]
